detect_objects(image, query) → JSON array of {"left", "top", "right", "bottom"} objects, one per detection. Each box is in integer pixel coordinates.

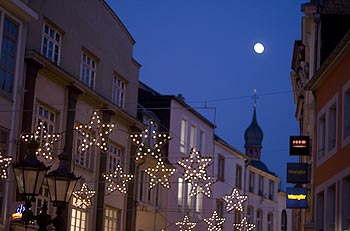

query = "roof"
[
  {"left": 249, "top": 159, "right": 277, "bottom": 176},
  {"left": 321, "top": 0, "right": 350, "bottom": 15},
  {"left": 244, "top": 107, "right": 263, "bottom": 148}
]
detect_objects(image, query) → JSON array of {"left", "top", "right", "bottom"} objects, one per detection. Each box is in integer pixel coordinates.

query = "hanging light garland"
[
  {"left": 74, "top": 110, "right": 115, "bottom": 153},
  {"left": 103, "top": 164, "right": 134, "bottom": 194},
  {"left": 223, "top": 188, "right": 248, "bottom": 212},
  {"left": 144, "top": 160, "right": 176, "bottom": 189},
  {"left": 0, "top": 150, "right": 12, "bottom": 179},
  {"left": 130, "top": 120, "right": 171, "bottom": 161},
  {"left": 232, "top": 217, "right": 256, "bottom": 231},
  {"left": 175, "top": 215, "right": 197, "bottom": 231},
  {"left": 72, "top": 183, "right": 95, "bottom": 208},
  {"left": 204, "top": 210, "right": 226, "bottom": 231},
  {"left": 20, "top": 121, "right": 60, "bottom": 160}
]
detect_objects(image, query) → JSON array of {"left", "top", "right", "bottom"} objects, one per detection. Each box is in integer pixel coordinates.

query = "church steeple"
[{"left": 244, "top": 89, "right": 263, "bottom": 160}]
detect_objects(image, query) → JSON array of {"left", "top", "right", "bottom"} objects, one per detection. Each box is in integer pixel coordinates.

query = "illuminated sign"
[
  {"left": 12, "top": 204, "right": 25, "bottom": 219},
  {"left": 287, "top": 163, "right": 309, "bottom": 183},
  {"left": 286, "top": 187, "right": 307, "bottom": 209},
  {"left": 289, "top": 136, "right": 310, "bottom": 156}
]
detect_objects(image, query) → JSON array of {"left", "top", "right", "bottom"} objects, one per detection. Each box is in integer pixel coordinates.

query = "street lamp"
[
  {"left": 13, "top": 139, "right": 79, "bottom": 230},
  {"left": 12, "top": 139, "right": 50, "bottom": 227},
  {"left": 46, "top": 150, "right": 80, "bottom": 230}
]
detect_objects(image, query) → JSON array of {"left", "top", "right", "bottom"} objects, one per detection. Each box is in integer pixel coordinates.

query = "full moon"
[{"left": 254, "top": 43, "right": 265, "bottom": 54}]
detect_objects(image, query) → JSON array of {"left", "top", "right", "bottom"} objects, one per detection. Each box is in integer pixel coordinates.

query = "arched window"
[
  {"left": 247, "top": 206, "right": 253, "bottom": 223},
  {"left": 281, "top": 210, "right": 287, "bottom": 230},
  {"left": 256, "top": 209, "right": 262, "bottom": 231},
  {"left": 267, "top": 212, "right": 273, "bottom": 231}
]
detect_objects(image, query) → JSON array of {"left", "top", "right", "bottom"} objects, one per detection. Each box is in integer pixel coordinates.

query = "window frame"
[
  {"left": 317, "top": 93, "right": 338, "bottom": 166},
  {"left": 217, "top": 154, "right": 225, "bottom": 182},
  {"left": 112, "top": 74, "right": 126, "bottom": 109},
  {"left": 342, "top": 81, "right": 350, "bottom": 147},
  {"left": 104, "top": 206, "right": 120, "bottom": 231},
  {"left": 0, "top": 14, "right": 19, "bottom": 95},
  {"left": 41, "top": 21, "right": 62, "bottom": 65},
  {"left": 80, "top": 50, "right": 97, "bottom": 89}
]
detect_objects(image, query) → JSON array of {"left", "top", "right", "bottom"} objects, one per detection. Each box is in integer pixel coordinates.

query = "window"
[
  {"left": 107, "top": 144, "right": 122, "bottom": 172},
  {"left": 80, "top": 51, "right": 96, "bottom": 88},
  {"left": 198, "top": 129, "right": 205, "bottom": 152},
  {"left": 217, "top": 154, "right": 225, "bottom": 181},
  {"left": 236, "top": 165, "right": 242, "bottom": 189},
  {"left": 138, "top": 170, "right": 160, "bottom": 206},
  {"left": 70, "top": 197, "right": 88, "bottom": 231},
  {"left": 317, "top": 94, "right": 338, "bottom": 162},
  {"left": 247, "top": 206, "right": 253, "bottom": 223},
  {"left": 267, "top": 213, "right": 273, "bottom": 231},
  {"left": 258, "top": 175, "right": 264, "bottom": 196},
  {"left": 75, "top": 132, "right": 92, "bottom": 169},
  {"left": 177, "top": 177, "right": 194, "bottom": 211},
  {"left": 341, "top": 176, "right": 350, "bottom": 230},
  {"left": 104, "top": 206, "right": 120, "bottom": 231},
  {"left": 249, "top": 171, "right": 255, "bottom": 193},
  {"left": 318, "top": 114, "right": 326, "bottom": 159},
  {"left": 195, "top": 190, "right": 203, "bottom": 213},
  {"left": 0, "top": 16, "right": 19, "bottom": 94},
  {"left": 216, "top": 200, "right": 224, "bottom": 218},
  {"left": 190, "top": 125, "right": 196, "bottom": 148},
  {"left": 41, "top": 23, "right": 61, "bottom": 64},
  {"left": 326, "top": 185, "right": 336, "bottom": 230},
  {"left": 34, "top": 185, "right": 50, "bottom": 216},
  {"left": 234, "top": 210, "right": 242, "bottom": 224},
  {"left": 269, "top": 180, "right": 274, "bottom": 200},
  {"left": 256, "top": 209, "right": 262, "bottom": 231},
  {"left": 343, "top": 84, "right": 350, "bottom": 144},
  {"left": 0, "top": 182, "right": 3, "bottom": 220},
  {"left": 180, "top": 119, "right": 187, "bottom": 153},
  {"left": 316, "top": 191, "right": 324, "bottom": 231},
  {"left": 328, "top": 103, "right": 337, "bottom": 151},
  {"left": 112, "top": 76, "right": 126, "bottom": 108}
]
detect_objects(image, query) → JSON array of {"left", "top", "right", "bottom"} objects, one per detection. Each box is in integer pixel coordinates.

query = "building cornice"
[{"left": 25, "top": 49, "right": 143, "bottom": 129}]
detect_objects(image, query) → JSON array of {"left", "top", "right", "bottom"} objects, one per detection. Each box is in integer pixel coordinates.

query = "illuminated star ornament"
[
  {"left": 178, "top": 147, "right": 214, "bottom": 197},
  {"left": 144, "top": 160, "right": 176, "bottom": 189},
  {"left": 204, "top": 211, "right": 226, "bottom": 231},
  {"left": 175, "top": 215, "right": 197, "bottom": 231},
  {"left": 189, "top": 176, "right": 215, "bottom": 198},
  {"left": 73, "top": 183, "right": 95, "bottom": 208},
  {"left": 0, "top": 150, "right": 12, "bottom": 179},
  {"left": 130, "top": 120, "right": 171, "bottom": 161},
  {"left": 177, "top": 147, "right": 212, "bottom": 181},
  {"left": 75, "top": 110, "right": 115, "bottom": 153},
  {"left": 233, "top": 217, "right": 256, "bottom": 231},
  {"left": 223, "top": 188, "right": 248, "bottom": 212},
  {"left": 103, "top": 164, "right": 134, "bottom": 194},
  {"left": 20, "top": 121, "right": 60, "bottom": 160}
]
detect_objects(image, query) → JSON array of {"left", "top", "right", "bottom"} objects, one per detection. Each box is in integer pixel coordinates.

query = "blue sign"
[
  {"left": 286, "top": 187, "right": 307, "bottom": 209},
  {"left": 287, "top": 163, "right": 309, "bottom": 183}
]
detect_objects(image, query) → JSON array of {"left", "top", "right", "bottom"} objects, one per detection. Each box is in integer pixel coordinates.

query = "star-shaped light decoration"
[
  {"left": 177, "top": 147, "right": 212, "bottom": 182},
  {"left": 130, "top": 120, "right": 171, "bottom": 161},
  {"left": 144, "top": 160, "right": 176, "bottom": 189},
  {"left": 204, "top": 211, "right": 226, "bottom": 231},
  {"left": 72, "top": 183, "right": 96, "bottom": 208},
  {"left": 175, "top": 215, "right": 197, "bottom": 231},
  {"left": 74, "top": 110, "right": 115, "bottom": 153},
  {"left": 0, "top": 150, "right": 12, "bottom": 179},
  {"left": 103, "top": 164, "right": 134, "bottom": 194},
  {"left": 189, "top": 176, "right": 216, "bottom": 198},
  {"left": 20, "top": 121, "right": 60, "bottom": 160},
  {"left": 232, "top": 217, "right": 256, "bottom": 231},
  {"left": 223, "top": 188, "right": 248, "bottom": 212}
]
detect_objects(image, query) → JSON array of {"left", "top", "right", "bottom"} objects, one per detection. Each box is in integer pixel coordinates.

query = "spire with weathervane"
[{"left": 244, "top": 89, "right": 263, "bottom": 160}]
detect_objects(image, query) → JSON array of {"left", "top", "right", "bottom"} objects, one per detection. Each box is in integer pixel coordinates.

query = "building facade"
[
  {"left": 1, "top": 0, "right": 142, "bottom": 230},
  {"left": 290, "top": 0, "right": 350, "bottom": 230}
]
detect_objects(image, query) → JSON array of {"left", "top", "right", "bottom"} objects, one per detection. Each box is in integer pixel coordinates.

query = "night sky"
[{"left": 106, "top": 0, "right": 306, "bottom": 189}]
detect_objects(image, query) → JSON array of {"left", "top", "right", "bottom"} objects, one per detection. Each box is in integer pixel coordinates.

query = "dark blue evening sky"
[{"left": 106, "top": 0, "right": 305, "bottom": 189}]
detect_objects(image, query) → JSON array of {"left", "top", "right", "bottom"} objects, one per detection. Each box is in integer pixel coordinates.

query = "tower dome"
[{"left": 244, "top": 107, "right": 263, "bottom": 148}]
